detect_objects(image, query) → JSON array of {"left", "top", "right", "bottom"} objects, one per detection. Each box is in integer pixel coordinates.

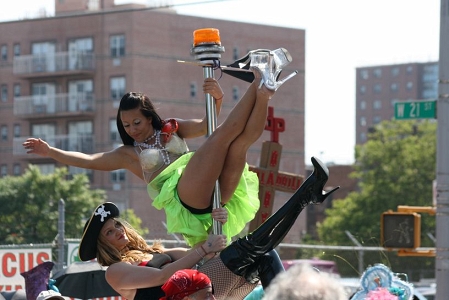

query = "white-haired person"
[{"left": 262, "top": 263, "right": 347, "bottom": 300}]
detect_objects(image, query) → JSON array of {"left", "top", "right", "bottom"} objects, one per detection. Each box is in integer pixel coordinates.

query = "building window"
[
  {"left": 391, "top": 99, "right": 398, "bottom": 107},
  {"left": 360, "top": 70, "right": 369, "bottom": 80},
  {"left": 68, "top": 79, "right": 94, "bottom": 112},
  {"left": 422, "top": 88, "right": 437, "bottom": 99},
  {"left": 360, "top": 100, "right": 366, "bottom": 110},
  {"left": 406, "top": 66, "right": 413, "bottom": 74},
  {"left": 233, "top": 47, "right": 239, "bottom": 61},
  {"left": 110, "top": 119, "right": 120, "bottom": 142},
  {"left": 31, "top": 82, "right": 56, "bottom": 114},
  {"left": 13, "top": 44, "right": 20, "bottom": 56},
  {"left": 110, "top": 35, "right": 125, "bottom": 58},
  {"left": 13, "top": 164, "right": 20, "bottom": 176},
  {"left": 360, "top": 117, "right": 366, "bottom": 127},
  {"left": 422, "top": 72, "right": 438, "bottom": 83},
  {"left": 373, "top": 100, "right": 382, "bottom": 110},
  {"left": 111, "top": 169, "right": 126, "bottom": 183},
  {"left": 190, "top": 82, "right": 197, "bottom": 98},
  {"left": 0, "top": 164, "right": 7, "bottom": 177},
  {"left": 68, "top": 37, "right": 94, "bottom": 71},
  {"left": 424, "top": 63, "right": 438, "bottom": 73},
  {"left": 68, "top": 37, "right": 93, "bottom": 53},
  {"left": 1, "top": 45, "right": 7, "bottom": 61},
  {"left": 373, "top": 68, "right": 382, "bottom": 78},
  {"left": 13, "top": 84, "right": 21, "bottom": 97},
  {"left": 360, "top": 132, "right": 367, "bottom": 143},
  {"left": 391, "top": 67, "right": 399, "bottom": 77},
  {"left": 13, "top": 124, "right": 20, "bottom": 138},
  {"left": 1, "top": 84, "right": 7, "bottom": 102},
  {"left": 68, "top": 121, "right": 93, "bottom": 153},
  {"left": 1, "top": 125, "right": 7, "bottom": 141},
  {"left": 110, "top": 77, "right": 126, "bottom": 101},
  {"left": 373, "top": 116, "right": 381, "bottom": 124},
  {"left": 359, "top": 85, "right": 366, "bottom": 95},
  {"left": 31, "top": 124, "right": 56, "bottom": 141},
  {"left": 68, "top": 166, "right": 93, "bottom": 181},
  {"left": 232, "top": 86, "right": 239, "bottom": 101},
  {"left": 37, "top": 164, "right": 56, "bottom": 175},
  {"left": 406, "top": 82, "right": 413, "bottom": 90},
  {"left": 31, "top": 42, "right": 56, "bottom": 72},
  {"left": 373, "top": 84, "right": 382, "bottom": 94},
  {"left": 390, "top": 83, "right": 398, "bottom": 92}
]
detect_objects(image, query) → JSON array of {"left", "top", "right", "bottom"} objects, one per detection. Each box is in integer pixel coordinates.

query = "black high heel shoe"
[
  {"left": 298, "top": 156, "right": 340, "bottom": 208},
  {"left": 220, "top": 156, "right": 339, "bottom": 282},
  {"left": 250, "top": 48, "right": 298, "bottom": 91},
  {"left": 241, "top": 156, "right": 339, "bottom": 251}
]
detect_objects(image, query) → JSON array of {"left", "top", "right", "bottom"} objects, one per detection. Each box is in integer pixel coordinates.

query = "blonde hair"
[{"left": 96, "top": 218, "right": 165, "bottom": 266}]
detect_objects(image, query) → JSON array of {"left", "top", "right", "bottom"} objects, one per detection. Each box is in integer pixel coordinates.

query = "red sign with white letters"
[{"left": 0, "top": 248, "right": 51, "bottom": 291}]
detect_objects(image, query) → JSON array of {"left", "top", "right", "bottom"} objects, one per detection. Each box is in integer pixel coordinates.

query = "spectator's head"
[
  {"left": 36, "top": 290, "right": 66, "bottom": 300},
  {"left": 263, "top": 263, "right": 347, "bottom": 300}
]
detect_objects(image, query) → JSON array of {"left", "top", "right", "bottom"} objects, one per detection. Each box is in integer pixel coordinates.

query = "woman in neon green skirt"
[{"left": 23, "top": 48, "right": 297, "bottom": 247}]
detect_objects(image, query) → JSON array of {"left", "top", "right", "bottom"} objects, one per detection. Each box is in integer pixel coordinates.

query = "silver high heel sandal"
[{"left": 250, "top": 48, "right": 298, "bottom": 91}]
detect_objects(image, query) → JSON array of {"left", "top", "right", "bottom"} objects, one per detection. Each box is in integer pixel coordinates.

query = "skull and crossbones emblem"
[{"left": 94, "top": 204, "right": 111, "bottom": 222}]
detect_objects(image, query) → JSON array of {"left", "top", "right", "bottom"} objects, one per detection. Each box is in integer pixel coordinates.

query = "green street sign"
[{"left": 394, "top": 100, "right": 437, "bottom": 120}]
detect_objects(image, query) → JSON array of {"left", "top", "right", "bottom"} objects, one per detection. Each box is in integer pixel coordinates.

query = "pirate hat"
[{"left": 78, "top": 202, "right": 120, "bottom": 261}]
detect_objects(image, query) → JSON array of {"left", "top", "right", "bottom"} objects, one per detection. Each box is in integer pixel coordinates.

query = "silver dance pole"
[{"left": 191, "top": 28, "right": 225, "bottom": 234}]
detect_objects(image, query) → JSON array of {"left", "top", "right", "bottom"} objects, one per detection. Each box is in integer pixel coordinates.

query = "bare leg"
[
  {"left": 178, "top": 79, "right": 273, "bottom": 209},
  {"left": 219, "top": 86, "right": 272, "bottom": 203}
]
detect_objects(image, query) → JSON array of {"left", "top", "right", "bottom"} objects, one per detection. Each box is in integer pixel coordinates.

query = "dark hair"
[{"left": 116, "top": 92, "right": 164, "bottom": 145}]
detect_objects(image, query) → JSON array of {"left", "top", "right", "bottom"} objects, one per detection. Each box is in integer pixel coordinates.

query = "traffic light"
[{"left": 381, "top": 211, "right": 421, "bottom": 249}]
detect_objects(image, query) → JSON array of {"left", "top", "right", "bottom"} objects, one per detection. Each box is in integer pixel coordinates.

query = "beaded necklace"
[
  {"left": 142, "top": 130, "right": 158, "bottom": 143},
  {"left": 133, "top": 130, "right": 171, "bottom": 165}
]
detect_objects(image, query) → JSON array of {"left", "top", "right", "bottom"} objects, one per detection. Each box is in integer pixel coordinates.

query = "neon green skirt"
[{"left": 148, "top": 152, "right": 260, "bottom": 246}]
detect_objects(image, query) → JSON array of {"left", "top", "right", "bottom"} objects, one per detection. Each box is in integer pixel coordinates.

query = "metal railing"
[
  {"left": 13, "top": 51, "right": 95, "bottom": 75},
  {"left": 14, "top": 93, "right": 95, "bottom": 117}
]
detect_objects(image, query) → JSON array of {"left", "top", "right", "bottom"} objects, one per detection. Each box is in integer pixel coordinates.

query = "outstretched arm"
[
  {"left": 22, "top": 138, "right": 136, "bottom": 173},
  {"left": 106, "top": 234, "right": 227, "bottom": 291}
]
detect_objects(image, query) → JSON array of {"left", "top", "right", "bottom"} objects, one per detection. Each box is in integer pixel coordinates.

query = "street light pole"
[
  {"left": 57, "top": 199, "right": 65, "bottom": 272},
  {"left": 436, "top": 0, "right": 449, "bottom": 297},
  {"left": 345, "top": 231, "right": 364, "bottom": 275}
]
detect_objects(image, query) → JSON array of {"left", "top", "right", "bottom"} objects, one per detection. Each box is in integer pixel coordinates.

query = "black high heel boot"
[
  {"left": 242, "top": 250, "right": 285, "bottom": 288},
  {"left": 220, "top": 156, "right": 339, "bottom": 281}
]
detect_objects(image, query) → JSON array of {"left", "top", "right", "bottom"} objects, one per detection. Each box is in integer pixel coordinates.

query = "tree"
[
  {"left": 317, "top": 120, "right": 436, "bottom": 279},
  {"left": 0, "top": 165, "right": 107, "bottom": 244}
]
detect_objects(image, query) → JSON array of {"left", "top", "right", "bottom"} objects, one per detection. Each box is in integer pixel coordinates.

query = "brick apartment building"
[
  {"left": 355, "top": 62, "right": 438, "bottom": 145},
  {"left": 0, "top": 1, "right": 307, "bottom": 243}
]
